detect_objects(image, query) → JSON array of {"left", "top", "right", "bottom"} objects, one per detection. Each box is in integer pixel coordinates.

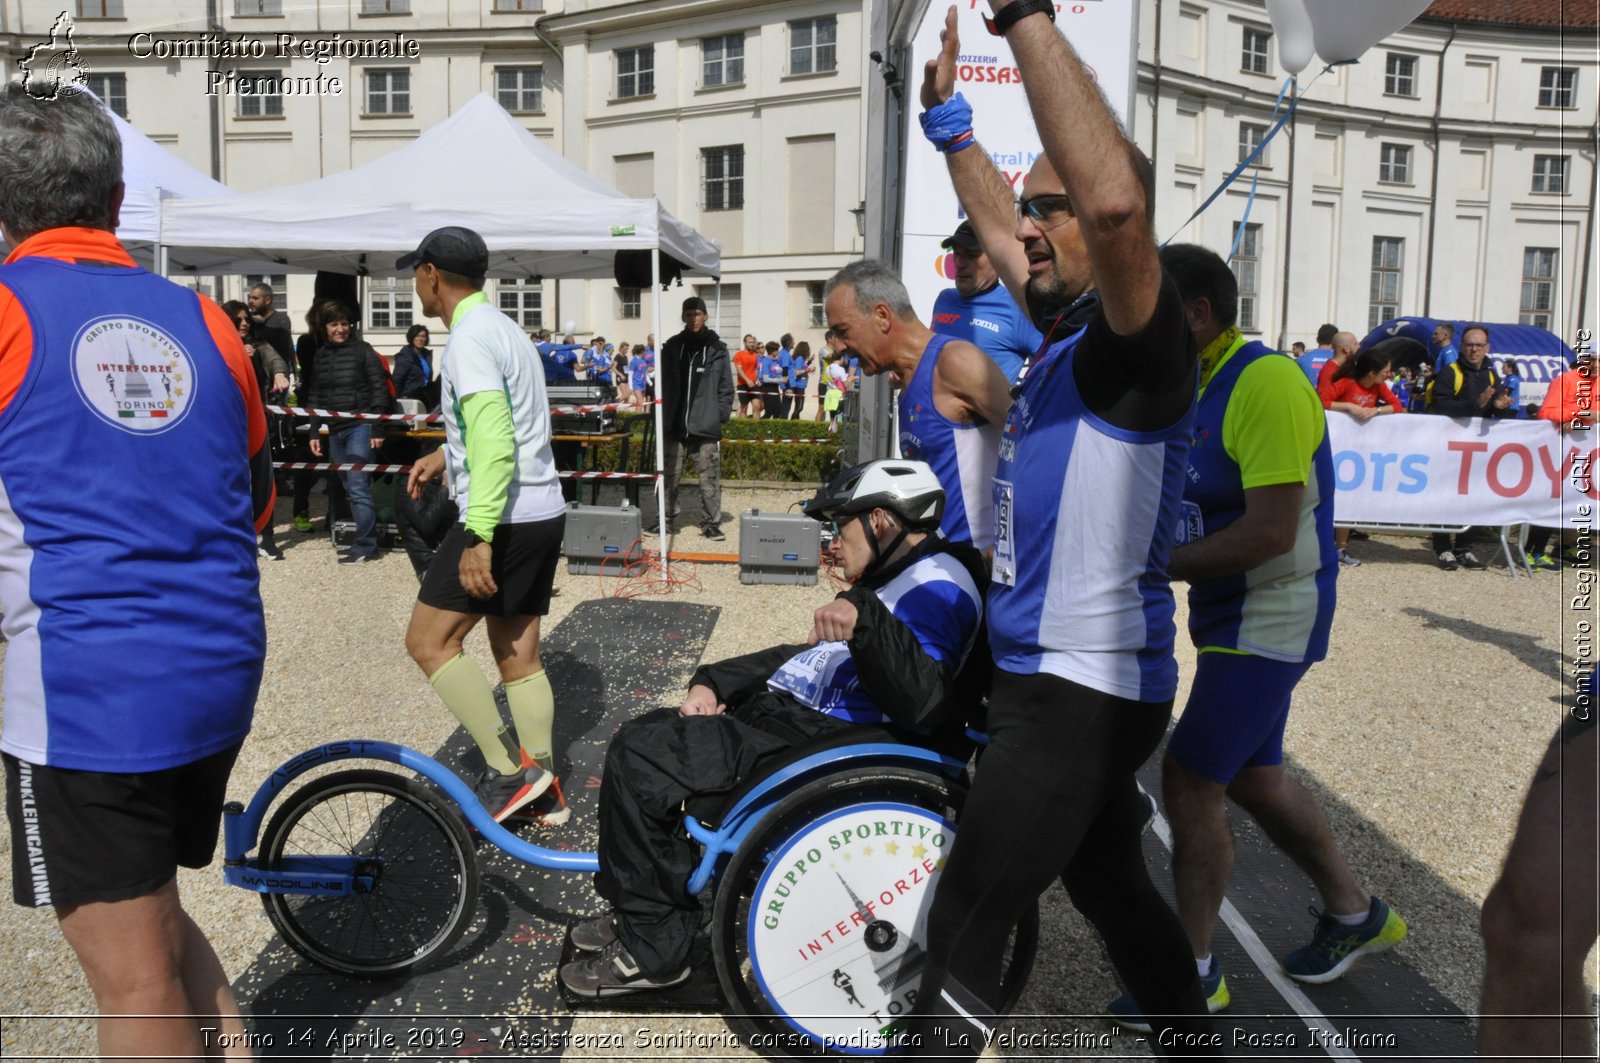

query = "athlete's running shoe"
[
  {"left": 475, "top": 764, "right": 552, "bottom": 823},
  {"left": 569, "top": 912, "right": 621, "bottom": 953},
  {"left": 511, "top": 774, "right": 571, "bottom": 827},
  {"left": 559, "top": 939, "right": 690, "bottom": 998},
  {"left": 1338, "top": 549, "right": 1361, "bottom": 568},
  {"left": 1106, "top": 956, "right": 1230, "bottom": 1033},
  {"left": 1437, "top": 550, "right": 1460, "bottom": 571},
  {"left": 1282, "top": 896, "right": 1407, "bottom": 984},
  {"left": 1526, "top": 550, "right": 1562, "bottom": 571},
  {"left": 292, "top": 514, "right": 314, "bottom": 533},
  {"left": 1459, "top": 549, "right": 1487, "bottom": 570}
]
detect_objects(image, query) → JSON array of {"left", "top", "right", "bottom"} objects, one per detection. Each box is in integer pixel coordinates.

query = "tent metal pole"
[{"left": 651, "top": 247, "right": 668, "bottom": 582}]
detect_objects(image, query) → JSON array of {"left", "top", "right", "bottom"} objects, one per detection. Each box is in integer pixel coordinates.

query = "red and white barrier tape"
[
  {"left": 265, "top": 400, "right": 655, "bottom": 422},
  {"left": 274, "top": 461, "right": 660, "bottom": 480}
]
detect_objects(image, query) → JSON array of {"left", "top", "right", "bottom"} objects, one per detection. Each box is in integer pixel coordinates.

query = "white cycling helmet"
[{"left": 804, "top": 459, "right": 945, "bottom": 532}]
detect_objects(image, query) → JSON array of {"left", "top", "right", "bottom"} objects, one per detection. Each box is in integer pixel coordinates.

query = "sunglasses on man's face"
[{"left": 1017, "top": 194, "right": 1075, "bottom": 225}]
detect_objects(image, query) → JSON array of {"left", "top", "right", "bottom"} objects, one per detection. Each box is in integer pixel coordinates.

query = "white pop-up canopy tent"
[
  {"left": 160, "top": 93, "right": 723, "bottom": 564},
  {"left": 158, "top": 92, "right": 720, "bottom": 281},
  {"left": 109, "top": 107, "right": 232, "bottom": 266}
]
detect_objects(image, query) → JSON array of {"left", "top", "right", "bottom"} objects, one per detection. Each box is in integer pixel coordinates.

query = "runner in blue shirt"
[{"left": 930, "top": 221, "right": 1043, "bottom": 383}]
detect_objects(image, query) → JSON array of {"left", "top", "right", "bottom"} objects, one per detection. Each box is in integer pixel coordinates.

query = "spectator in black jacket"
[
  {"left": 651, "top": 295, "right": 734, "bottom": 540},
  {"left": 392, "top": 324, "right": 438, "bottom": 408},
  {"left": 1425, "top": 324, "right": 1512, "bottom": 570},
  {"left": 307, "top": 304, "right": 389, "bottom": 563},
  {"left": 224, "top": 300, "right": 291, "bottom": 560}
]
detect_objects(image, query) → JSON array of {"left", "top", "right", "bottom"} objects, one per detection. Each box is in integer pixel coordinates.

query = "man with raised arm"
[
  {"left": 905, "top": 5, "right": 1218, "bottom": 1056},
  {"left": 823, "top": 259, "right": 1011, "bottom": 550}
]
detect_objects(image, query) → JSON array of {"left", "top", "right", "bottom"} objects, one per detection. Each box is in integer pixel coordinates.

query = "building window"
[
  {"left": 235, "top": 0, "right": 282, "bottom": 14},
  {"left": 617, "top": 288, "right": 642, "bottom": 320},
  {"left": 789, "top": 16, "right": 837, "bottom": 76},
  {"left": 1532, "top": 154, "right": 1570, "bottom": 194},
  {"left": 1238, "top": 122, "right": 1269, "bottom": 167},
  {"left": 1538, "top": 66, "right": 1576, "bottom": 108},
  {"left": 1230, "top": 223, "right": 1262, "bottom": 333},
  {"left": 616, "top": 46, "right": 655, "bottom": 99},
  {"left": 702, "top": 145, "right": 745, "bottom": 211},
  {"left": 497, "top": 278, "right": 542, "bottom": 329},
  {"left": 75, "top": 0, "right": 123, "bottom": 16},
  {"left": 696, "top": 284, "right": 739, "bottom": 333},
  {"left": 702, "top": 33, "right": 745, "bottom": 88},
  {"left": 235, "top": 73, "right": 284, "bottom": 118},
  {"left": 1241, "top": 27, "right": 1271, "bottom": 75},
  {"left": 360, "top": 0, "right": 409, "bottom": 13},
  {"left": 1520, "top": 248, "right": 1558, "bottom": 329},
  {"left": 492, "top": 0, "right": 541, "bottom": 10},
  {"left": 1378, "top": 143, "right": 1412, "bottom": 185},
  {"left": 365, "top": 69, "right": 411, "bottom": 115},
  {"left": 85, "top": 72, "right": 127, "bottom": 118},
  {"left": 807, "top": 281, "right": 826, "bottom": 328},
  {"left": 367, "top": 278, "right": 414, "bottom": 331},
  {"left": 495, "top": 66, "right": 542, "bottom": 113},
  {"left": 1369, "top": 237, "right": 1403, "bottom": 331},
  {"left": 1384, "top": 53, "right": 1417, "bottom": 97}
]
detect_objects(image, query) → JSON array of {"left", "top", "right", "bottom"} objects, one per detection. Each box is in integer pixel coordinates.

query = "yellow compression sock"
[
  {"left": 428, "top": 654, "right": 518, "bottom": 774},
  {"left": 504, "top": 669, "right": 556, "bottom": 767}
]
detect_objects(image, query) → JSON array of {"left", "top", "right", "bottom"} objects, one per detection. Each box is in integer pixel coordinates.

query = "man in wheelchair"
[{"left": 560, "top": 460, "right": 988, "bottom": 998}]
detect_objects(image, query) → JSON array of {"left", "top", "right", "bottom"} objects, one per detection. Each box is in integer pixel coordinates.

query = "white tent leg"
[{"left": 651, "top": 249, "right": 669, "bottom": 582}]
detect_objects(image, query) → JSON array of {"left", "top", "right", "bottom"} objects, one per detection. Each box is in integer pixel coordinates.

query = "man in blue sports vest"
[
  {"left": 822, "top": 259, "right": 1010, "bottom": 550},
  {"left": 1105, "top": 245, "right": 1406, "bottom": 1030},
  {"left": 929, "top": 220, "right": 1043, "bottom": 384},
  {"left": 907, "top": 4, "right": 1217, "bottom": 1056},
  {"left": 0, "top": 82, "right": 274, "bottom": 1058}
]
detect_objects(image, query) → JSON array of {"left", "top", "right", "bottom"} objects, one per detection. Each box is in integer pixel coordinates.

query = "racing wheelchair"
[{"left": 221, "top": 727, "right": 1037, "bottom": 1058}]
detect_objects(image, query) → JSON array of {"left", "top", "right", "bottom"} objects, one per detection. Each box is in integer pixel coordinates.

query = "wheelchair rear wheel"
[
  {"left": 711, "top": 765, "right": 1037, "bottom": 1057},
  {"left": 259, "top": 768, "right": 478, "bottom": 978}
]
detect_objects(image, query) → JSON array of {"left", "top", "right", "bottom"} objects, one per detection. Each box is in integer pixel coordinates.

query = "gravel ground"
[{"left": 0, "top": 486, "right": 1591, "bottom": 1060}]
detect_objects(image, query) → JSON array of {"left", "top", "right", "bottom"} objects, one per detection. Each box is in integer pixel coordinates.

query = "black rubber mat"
[
  {"left": 235, "top": 598, "right": 719, "bottom": 1060},
  {"left": 1108, "top": 742, "right": 1479, "bottom": 1060}
]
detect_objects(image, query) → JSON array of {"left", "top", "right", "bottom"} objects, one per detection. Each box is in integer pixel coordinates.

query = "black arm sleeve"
[
  {"left": 1072, "top": 272, "right": 1197, "bottom": 433},
  {"left": 692, "top": 644, "right": 811, "bottom": 707},
  {"left": 840, "top": 585, "right": 959, "bottom": 735}
]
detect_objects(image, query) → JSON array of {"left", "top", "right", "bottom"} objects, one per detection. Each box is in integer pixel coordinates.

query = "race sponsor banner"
[
  {"left": 1326, "top": 413, "right": 1597, "bottom": 528},
  {"left": 901, "top": 1, "right": 1138, "bottom": 319}
]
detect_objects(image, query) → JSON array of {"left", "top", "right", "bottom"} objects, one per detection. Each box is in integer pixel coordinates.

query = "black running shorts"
[
  {"left": 418, "top": 513, "right": 565, "bottom": 617},
  {"left": 4, "top": 743, "right": 242, "bottom": 908}
]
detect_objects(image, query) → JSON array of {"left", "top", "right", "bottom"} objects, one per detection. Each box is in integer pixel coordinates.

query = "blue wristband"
[{"left": 919, "top": 92, "right": 975, "bottom": 152}]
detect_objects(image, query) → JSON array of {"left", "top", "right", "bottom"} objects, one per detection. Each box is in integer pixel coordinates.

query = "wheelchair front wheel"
[
  {"left": 259, "top": 768, "right": 479, "bottom": 978},
  {"left": 711, "top": 764, "right": 1037, "bottom": 1057}
]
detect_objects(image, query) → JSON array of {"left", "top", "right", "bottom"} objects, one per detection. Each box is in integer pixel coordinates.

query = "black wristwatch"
[
  {"left": 984, "top": 0, "right": 1056, "bottom": 36},
  {"left": 462, "top": 527, "right": 486, "bottom": 548}
]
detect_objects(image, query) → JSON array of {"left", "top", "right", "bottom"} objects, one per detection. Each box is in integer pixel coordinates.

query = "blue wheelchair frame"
[{"left": 222, "top": 738, "right": 967, "bottom": 901}]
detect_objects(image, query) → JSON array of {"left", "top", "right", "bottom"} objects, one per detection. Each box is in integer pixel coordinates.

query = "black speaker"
[
  {"left": 314, "top": 271, "right": 361, "bottom": 318},
  {"left": 614, "top": 249, "right": 684, "bottom": 290}
]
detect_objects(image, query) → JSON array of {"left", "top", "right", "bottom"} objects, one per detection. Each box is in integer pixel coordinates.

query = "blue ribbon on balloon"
[{"left": 1163, "top": 66, "right": 1334, "bottom": 252}]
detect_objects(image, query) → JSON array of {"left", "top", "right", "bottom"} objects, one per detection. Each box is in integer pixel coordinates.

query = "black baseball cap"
[
  {"left": 941, "top": 221, "right": 981, "bottom": 252},
  {"left": 396, "top": 226, "right": 489, "bottom": 276},
  {"left": 682, "top": 296, "right": 707, "bottom": 314}
]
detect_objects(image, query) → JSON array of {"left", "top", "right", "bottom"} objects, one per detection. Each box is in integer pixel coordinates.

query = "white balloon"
[
  {"left": 1304, "top": 0, "right": 1433, "bottom": 66},
  {"left": 1266, "top": 0, "right": 1315, "bottom": 76}
]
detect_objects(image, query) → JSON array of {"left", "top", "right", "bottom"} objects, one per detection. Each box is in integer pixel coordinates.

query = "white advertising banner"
[
  {"left": 1326, "top": 414, "right": 1598, "bottom": 529},
  {"left": 901, "top": 1, "right": 1139, "bottom": 319}
]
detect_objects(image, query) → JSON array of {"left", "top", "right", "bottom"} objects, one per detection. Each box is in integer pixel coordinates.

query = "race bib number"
[
  {"left": 993, "top": 478, "right": 1016, "bottom": 587},
  {"left": 769, "top": 643, "right": 847, "bottom": 708},
  {"left": 1176, "top": 500, "right": 1205, "bottom": 546}
]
